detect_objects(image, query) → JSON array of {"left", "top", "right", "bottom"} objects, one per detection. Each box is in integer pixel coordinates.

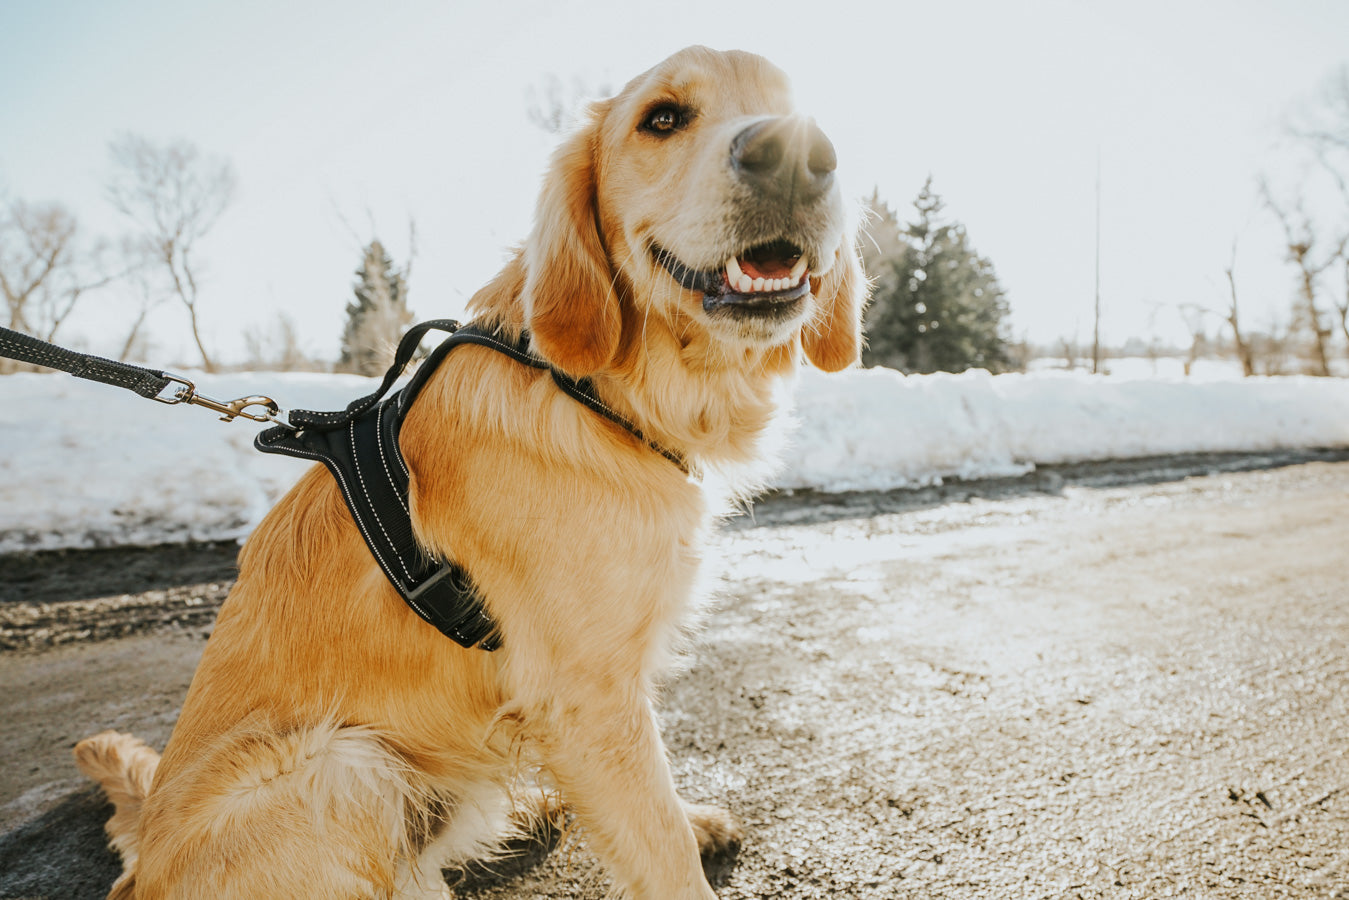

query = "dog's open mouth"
[{"left": 653, "top": 240, "right": 812, "bottom": 315}]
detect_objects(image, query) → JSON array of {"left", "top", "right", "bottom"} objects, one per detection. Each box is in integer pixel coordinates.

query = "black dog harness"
[{"left": 255, "top": 319, "right": 689, "bottom": 651}]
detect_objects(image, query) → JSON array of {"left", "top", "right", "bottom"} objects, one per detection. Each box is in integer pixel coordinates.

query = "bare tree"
[
  {"left": 1056, "top": 337, "right": 1080, "bottom": 371},
  {"left": 0, "top": 200, "right": 75, "bottom": 336},
  {"left": 1249, "top": 315, "right": 1291, "bottom": 376},
  {"left": 116, "top": 238, "right": 168, "bottom": 362},
  {"left": 106, "top": 135, "right": 236, "bottom": 372},
  {"left": 0, "top": 198, "right": 120, "bottom": 359},
  {"left": 1290, "top": 65, "right": 1349, "bottom": 206},
  {"left": 1334, "top": 250, "right": 1349, "bottom": 351},
  {"left": 1223, "top": 240, "right": 1255, "bottom": 377},
  {"left": 243, "top": 312, "right": 318, "bottom": 371},
  {"left": 1176, "top": 303, "right": 1217, "bottom": 376},
  {"left": 1287, "top": 65, "right": 1349, "bottom": 369},
  {"left": 1259, "top": 177, "right": 1344, "bottom": 376},
  {"left": 1092, "top": 151, "right": 1102, "bottom": 374}
]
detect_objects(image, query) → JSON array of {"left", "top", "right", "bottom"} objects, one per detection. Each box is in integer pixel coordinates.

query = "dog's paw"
[{"left": 683, "top": 802, "right": 744, "bottom": 858}]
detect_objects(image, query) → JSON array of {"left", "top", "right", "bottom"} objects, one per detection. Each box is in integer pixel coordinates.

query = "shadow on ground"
[
  {"left": 0, "top": 788, "right": 121, "bottom": 900},
  {"left": 0, "top": 793, "right": 570, "bottom": 900}
]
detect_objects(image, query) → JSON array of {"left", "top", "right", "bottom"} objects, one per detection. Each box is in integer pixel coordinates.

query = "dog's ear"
[
  {"left": 522, "top": 105, "right": 621, "bottom": 377},
  {"left": 802, "top": 239, "right": 867, "bottom": 372}
]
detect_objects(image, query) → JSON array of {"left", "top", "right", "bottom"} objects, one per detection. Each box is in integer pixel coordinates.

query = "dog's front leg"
[{"left": 528, "top": 680, "right": 718, "bottom": 900}]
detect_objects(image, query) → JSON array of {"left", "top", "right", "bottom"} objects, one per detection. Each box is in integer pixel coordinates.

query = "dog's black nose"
[{"left": 731, "top": 117, "right": 836, "bottom": 203}]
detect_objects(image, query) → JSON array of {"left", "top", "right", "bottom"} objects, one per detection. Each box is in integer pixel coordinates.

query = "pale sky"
[{"left": 2, "top": 0, "right": 1348, "bottom": 366}]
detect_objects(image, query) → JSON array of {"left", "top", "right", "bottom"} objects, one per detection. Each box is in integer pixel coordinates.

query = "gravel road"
[{"left": 2, "top": 453, "right": 1348, "bottom": 899}]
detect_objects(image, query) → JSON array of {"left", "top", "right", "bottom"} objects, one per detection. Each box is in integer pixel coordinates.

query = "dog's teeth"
[
  {"left": 726, "top": 256, "right": 744, "bottom": 284},
  {"left": 725, "top": 256, "right": 809, "bottom": 293}
]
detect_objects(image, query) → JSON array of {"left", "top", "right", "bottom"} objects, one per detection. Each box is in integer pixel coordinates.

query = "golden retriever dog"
[{"left": 75, "top": 45, "right": 864, "bottom": 899}]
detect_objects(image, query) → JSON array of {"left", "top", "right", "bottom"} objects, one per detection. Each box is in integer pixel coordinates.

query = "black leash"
[
  {"left": 1, "top": 320, "right": 690, "bottom": 651},
  {"left": 0, "top": 325, "right": 291, "bottom": 426}
]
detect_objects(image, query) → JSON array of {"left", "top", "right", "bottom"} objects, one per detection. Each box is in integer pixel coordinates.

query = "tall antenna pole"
[{"left": 1092, "top": 148, "right": 1102, "bottom": 375}]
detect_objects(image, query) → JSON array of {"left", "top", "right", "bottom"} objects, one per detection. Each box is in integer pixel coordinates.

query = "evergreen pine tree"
[
  {"left": 858, "top": 190, "right": 910, "bottom": 367},
  {"left": 338, "top": 240, "right": 413, "bottom": 375},
  {"left": 862, "top": 178, "right": 1012, "bottom": 373}
]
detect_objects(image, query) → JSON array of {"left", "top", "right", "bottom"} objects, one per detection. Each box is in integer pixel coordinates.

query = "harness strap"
[
  {"left": 256, "top": 319, "right": 690, "bottom": 651},
  {"left": 0, "top": 325, "right": 172, "bottom": 398},
  {"left": 277, "top": 320, "right": 688, "bottom": 471},
  {"left": 285, "top": 318, "right": 463, "bottom": 429},
  {"left": 420, "top": 330, "right": 690, "bottom": 473},
  {"left": 257, "top": 320, "right": 500, "bottom": 650}
]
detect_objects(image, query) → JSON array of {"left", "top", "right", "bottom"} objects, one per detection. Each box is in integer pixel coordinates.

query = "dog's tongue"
[
  {"left": 738, "top": 255, "right": 796, "bottom": 280},
  {"left": 718, "top": 240, "right": 810, "bottom": 295},
  {"left": 737, "top": 241, "right": 803, "bottom": 281}
]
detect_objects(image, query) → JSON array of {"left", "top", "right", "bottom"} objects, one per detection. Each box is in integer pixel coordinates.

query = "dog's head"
[{"left": 522, "top": 46, "right": 865, "bottom": 377}]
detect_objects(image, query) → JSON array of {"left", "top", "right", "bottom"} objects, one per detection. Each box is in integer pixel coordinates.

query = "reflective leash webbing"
[
  {"left": 0, "top": 325, "right": 173, "bottom": 398},
  {"left": 0, "top": 326, "right": 290, "bottom": 425}
]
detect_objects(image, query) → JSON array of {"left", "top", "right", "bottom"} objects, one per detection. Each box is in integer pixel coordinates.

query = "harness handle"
[{"left": 284, "top": 319, "right": 462, "bottom": 431}]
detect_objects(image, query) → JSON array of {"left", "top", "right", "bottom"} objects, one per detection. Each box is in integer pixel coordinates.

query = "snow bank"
[
  {"left": 783, "top": 367, "right": 1349, "bottom": 493},
  {"left": 2, "top": 366, "right": 1348, "bottom": 553}
]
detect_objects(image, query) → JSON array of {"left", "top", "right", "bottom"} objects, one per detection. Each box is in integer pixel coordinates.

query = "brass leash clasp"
[{"left": 153, "top": 375, "right": 295, "bottom": 429}]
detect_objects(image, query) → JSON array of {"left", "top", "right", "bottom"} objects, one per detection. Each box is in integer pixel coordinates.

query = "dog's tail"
[{"left": 74, "top": 730, "right": 160, "bottom": 895}]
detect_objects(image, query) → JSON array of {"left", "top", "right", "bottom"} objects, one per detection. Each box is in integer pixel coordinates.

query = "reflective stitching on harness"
[
  {"left": 386, "top": 402, "right": 411, "bottom": 482},
  {"left": 349, "top": 420, "right": 413, "bottom": 582},
  {"left": 257, "top": 438, "right": 449, "bottom": 633},
  {"left": 449, "top": 332, "right": 689, "bottom": 473},
  {"left": 551, "top": 373, "right": 690, "bottom": 473},
  {"left": 462, "top": 334, "right": 548, "bottom": 369},
  {"left": 266, "top": 441, "right": 412, "bottom": 600},
  {"left": 302, "top": 410, "right": 349, "bottom": 423},
  {"left": 375, "top": 404, "right": 409, "bottom": 514},
  {"left": 278, "top": 445, "right": 448, "bottom": 632},
  {"left": 570, "top": 382, "right": 624, "bottom": 421}
]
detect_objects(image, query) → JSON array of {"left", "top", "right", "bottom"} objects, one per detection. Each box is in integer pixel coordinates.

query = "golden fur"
[{"left": 76, "top": 46, "right": 865, "bottom": 900}]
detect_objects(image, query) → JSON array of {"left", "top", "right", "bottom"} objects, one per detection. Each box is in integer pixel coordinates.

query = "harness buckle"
[{"left": 154, "top": 375, "right": 294, "bottom": 429}]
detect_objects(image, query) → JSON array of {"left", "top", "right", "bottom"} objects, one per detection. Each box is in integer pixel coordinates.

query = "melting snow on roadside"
[
  {"left": 2, "top": 365, "right": 1348, "bottom": 552},
  {"left": 780, "top": 366, "right": 1349, "bottom": 492}
]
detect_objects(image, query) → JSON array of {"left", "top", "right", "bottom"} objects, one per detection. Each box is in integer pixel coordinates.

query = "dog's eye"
[{"left": 640, "top": 105, "right": 688, "bottom": 135}]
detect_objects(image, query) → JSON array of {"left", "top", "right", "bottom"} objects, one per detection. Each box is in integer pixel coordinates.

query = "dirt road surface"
[{"left": 2, "top": 456, "right": 1348, "bottom": 899}]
